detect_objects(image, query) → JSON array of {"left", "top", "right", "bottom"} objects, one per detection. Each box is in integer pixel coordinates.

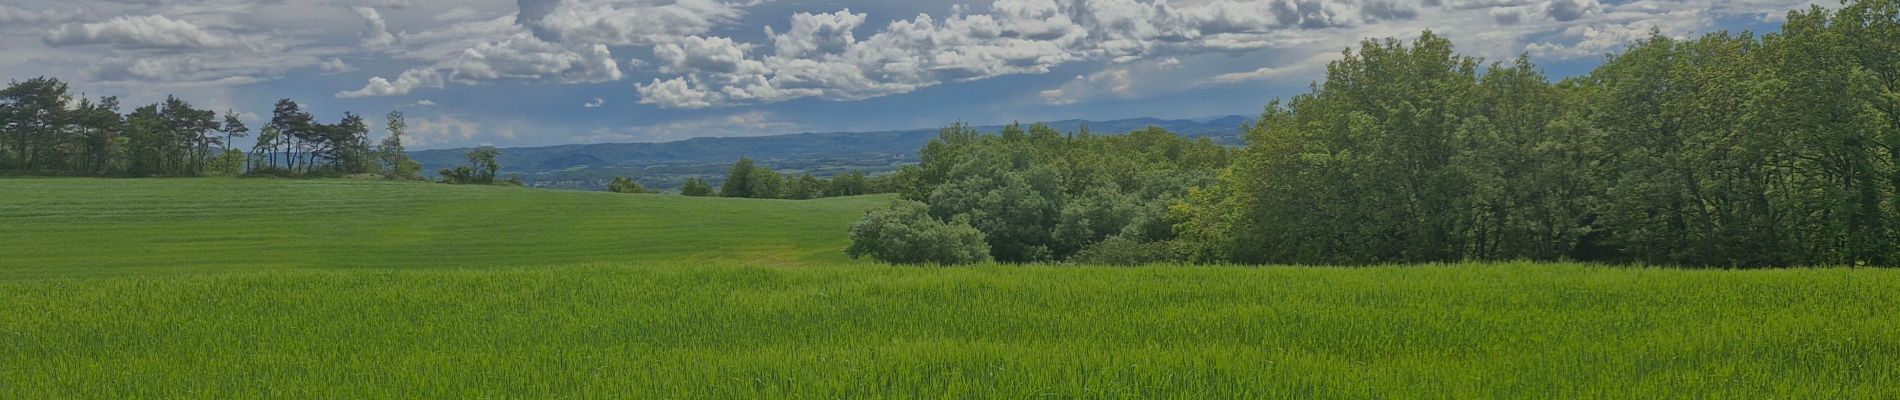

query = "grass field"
[{"left": 2, "top": 179, "right": 1897, "bottom": 398}]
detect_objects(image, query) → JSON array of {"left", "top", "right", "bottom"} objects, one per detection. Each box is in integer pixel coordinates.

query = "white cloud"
[
  {"left": 415, "top": 99, "right": 436, "bottom": 106},
  {"left": 517, "top": 0, "right": 747, "bottom": 46},
  {"left": 652, "top": 36, "right": 761, "bottom": 75},
  {"left": 353, "top": 6, "right": 396, "bottom": 47},
  {"left": 1547, "top": 0, "right": 1601, "bottom": 22},
  {"left": 319, "top": 57, "right": 352, "bottom": 74},
  {"left": 340, "top": 33, "right": 622, "bottom": 97},
  {"left": 450, "top": 34, "right": 622, "bottom": 83},
  {"left": 43, "top": 14, "right": 235, "bottom": 49},
  {"left": 1212, "top": 52, "right": 1342, "bottom": 84},
  {"left": 583, "top": 97, "right": 605, "bottom": 108},
  {"left": 337, "top": 67, "right": 444, "bottom": 98}
]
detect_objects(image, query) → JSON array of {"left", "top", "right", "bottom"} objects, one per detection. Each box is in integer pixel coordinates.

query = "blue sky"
[{"left": 0, "top": 0, "right": 1823, "bottom": 149}]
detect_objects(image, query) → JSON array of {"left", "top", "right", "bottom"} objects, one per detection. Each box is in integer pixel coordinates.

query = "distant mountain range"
[{"left": 407, "top": 116, "right": 1251, "bottom": 190}]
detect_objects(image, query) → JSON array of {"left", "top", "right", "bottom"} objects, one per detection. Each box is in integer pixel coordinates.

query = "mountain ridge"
[{"left": 408, "top": 116, "right": 1252, "bottom": 176}]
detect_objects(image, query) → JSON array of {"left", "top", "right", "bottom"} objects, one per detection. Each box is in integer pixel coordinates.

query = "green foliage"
[
  {"left": 882, "top": 122, "right": 1230, "bottom": 263},
  {"left": 439, "top": 147, "right": 502, "bottom": 185},
  {"left": 205, "top": 149, "right": 247, "bottom": 177},
  {"left": 1181, "top": 6, "right": 1900, "bottom": 267},
  {"left": 846, "top": 199, "right": 992, "bottom": 265},
  {"left": 720, "top": 157, "right": 784, "bottom": 198},
  {"left": 1068, "top": 236, "right": 1178, "bottom": 266},
  {"left": 607, "top": 176, "right": 653, "bottom": 194},
  {"left": 680, "top": 177, "right": 715, "bottom": 196},
  {"left": 378, "top": 111, "right": 422, "bottom": 180}
]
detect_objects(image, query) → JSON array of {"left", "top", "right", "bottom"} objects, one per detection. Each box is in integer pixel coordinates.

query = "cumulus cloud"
[
  {"left": 354, "top": 6, "right": 396, "bottom": 47},
  {"left": 583, "top": 97, "right": 605, "bottom": 108},
  {"left": 319, "top": 57, "right": 352, "bottom": 74},
  {"left": 43, "top": 15, "right": 235, "bottom": 49},
  {"left": 1547, "top": 0, "right": 1601, "bottom": 22},
  {"left": 516, "top": 0, "right": 747, "bottom": 45},
  {"left": 339, "top": 31, "right": 623, "bottom": 98},
  {"left": 415, "top": 99, "right": 436, "bottom": 106},
  {"left": 337, "top": 67, "right": 444, "bottom": 98},
  {"left": 628, "top": 0, "right": 1530, "bottom": 108}
]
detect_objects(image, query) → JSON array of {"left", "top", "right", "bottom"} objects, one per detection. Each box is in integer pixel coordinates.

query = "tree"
[
  {"left": 441, "top": 146, "right": 501, "bottom": 184},
  {"left": 782, "top": 173, "right": 823, "bottom": 199},
  {"left": 378, "top": 111, "right": 422, "bottom": 180},
  {"left": 847, "top": 199, "right": 993, "bottom": 265},
  {"left": 719, "top": 157, "right": 784, "bottom": 198},
  {"left": 721, "top": 157, "right": 758, "bottom": 197},
  {"left": 0, "top": 77, "right": 72, "bottom": 171},
  {"left": 216, "top": 110, "right": 249, "bottom": 174},
  {"left": 608, "top": 176, "right": 651, "bottom": 194},
  {"left": 681, "top": 177, "right": 715, "bottom": 196}
]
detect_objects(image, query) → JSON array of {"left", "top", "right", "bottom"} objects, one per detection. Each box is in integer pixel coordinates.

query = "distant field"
[
  {"left": 0, "top": 178, "right": 886, "bottom": 278},
  {"left": 1, "top": 179, "right": 1896, "bottom": 398}
]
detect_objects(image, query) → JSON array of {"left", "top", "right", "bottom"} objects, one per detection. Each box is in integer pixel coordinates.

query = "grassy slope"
[
  {"left": 0, "top": 178, "right": 886, "bottom": 278},
  {"left": 1, "top": 179, "right": 1897, "bottom": 398}
]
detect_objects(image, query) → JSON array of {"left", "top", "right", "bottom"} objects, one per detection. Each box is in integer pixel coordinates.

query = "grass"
[
  {"left": 0, "top": 178, "right": 886, "bottom": 278},
  {"left": 2, "top": 178, "right": 1897, "bottom": 398}
]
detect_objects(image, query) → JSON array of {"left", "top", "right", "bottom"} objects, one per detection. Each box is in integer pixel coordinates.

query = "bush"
[
  {"left": 1069, "top": 236, "right": 1179, "bottom": 266},
  {"left": 847, "top": 200, "right": 992, "bottom": 265}
]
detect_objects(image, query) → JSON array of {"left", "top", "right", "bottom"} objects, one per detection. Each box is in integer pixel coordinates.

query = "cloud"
[
  {"left": 435, "top": 6, "right": 483, "bottom": 22},
  {"left": 337, "top": 67, "right": 444, "bottom": 98},
  {"left": 1547, "top": 0, "right": 1601, "bottom": 22},
  {"left": 339, "top": 33, "right": 621, "bottom": 97},
  {"left": 652, "top": 36, "right": 761, "bottom": 75},
  {"left": 626, "top": 0, "right": 1516, "bottom": 109},
  {"left": 516, "top": 0, "right": 747, "bottom": 45},
  {"left": 43, "top": 14, "right": 235, "bottom": 49},
  {"left": 0, "top": 5, "right": 82, "bottom": 24},
  {"left": 583, "top": 97, "right": 604, "bottom": 108},
  {"left": 319, "top": 57, "right": 352, "bottom": 74},
  {"left": 767, "top": 10, "right": 868, "bottom": 59},
  {"left": 354, "top": 6, "right": 396, "bottom": 47},
  {"left": 1211, "top": 52, "right": 1341, "bottom": 84},
  {"left": 415, "top": 99, "right": 436, "bottom": 106}
]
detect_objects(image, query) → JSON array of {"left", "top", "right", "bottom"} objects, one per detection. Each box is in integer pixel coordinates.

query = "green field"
[{"left": 2, "top": 179, "right": 1896, "bottom": 398}]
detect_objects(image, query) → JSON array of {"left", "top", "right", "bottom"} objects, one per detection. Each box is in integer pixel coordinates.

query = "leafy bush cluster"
[
  {"left": 849, "top": 123, "right": 1230, "bottom": 265},
  {"left": 846, "top": 200, "right": 992, "bottom": 265}
]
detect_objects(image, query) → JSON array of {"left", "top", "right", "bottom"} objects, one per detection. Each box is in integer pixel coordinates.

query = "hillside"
[
  {"left": 0, "top": 179, "right": 886, "bottom": 278},
  {"left": 405, "top": 116, "right": 1250, "bottom": 190}
]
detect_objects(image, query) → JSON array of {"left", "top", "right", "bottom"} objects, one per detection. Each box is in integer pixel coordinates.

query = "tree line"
[
  {"left": 607, "top": 157, "right": 896, "bottom": 198},
  {"left": 0, "top": 78, "right": 425, "bottom": 181},
  {"left": 852, "top": 1, "right": 1900, "bottom": 267}
]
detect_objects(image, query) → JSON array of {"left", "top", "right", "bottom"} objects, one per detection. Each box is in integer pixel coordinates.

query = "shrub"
[{"left": 847, "top": 200, "right": 992, "bottom": 265}]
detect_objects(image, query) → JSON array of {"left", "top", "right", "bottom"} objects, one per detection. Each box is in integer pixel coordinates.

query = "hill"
[{"left": 405, "top": 116, "right": 1250, "bottom": 191}]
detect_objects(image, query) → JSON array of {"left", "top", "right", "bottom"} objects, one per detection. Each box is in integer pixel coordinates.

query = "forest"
[{"left": 850, "top": 2, "right": 1900, "bottom": 268}]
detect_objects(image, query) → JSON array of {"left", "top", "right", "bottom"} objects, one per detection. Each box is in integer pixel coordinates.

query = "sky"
[{"left": 0, "top": 0, "right": 1827, "bottom": 149}]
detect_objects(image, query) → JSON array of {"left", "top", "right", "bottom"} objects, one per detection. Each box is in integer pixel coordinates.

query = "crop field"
[{"left": 2, "top": 179, "right": 1897, "bottom": 398}]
